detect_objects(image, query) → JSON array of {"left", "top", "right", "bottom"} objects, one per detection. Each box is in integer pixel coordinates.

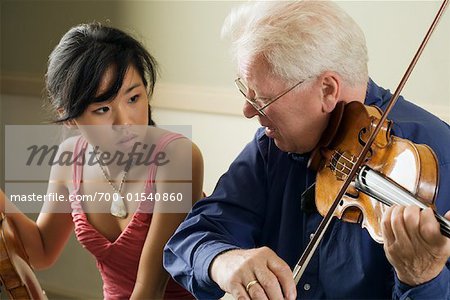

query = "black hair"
[{"left": 45, "top": 22, "right": 157, "bottom": 125}]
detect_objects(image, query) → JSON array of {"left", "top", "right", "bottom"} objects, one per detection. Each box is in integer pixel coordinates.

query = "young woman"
[{"left": 1, "top": 23, "right": 203, "bottom": 299}]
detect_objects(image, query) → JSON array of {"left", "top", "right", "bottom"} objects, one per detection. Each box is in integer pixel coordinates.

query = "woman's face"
[{"left": 73, "top": 64, "right": 150, "bottom": 154}]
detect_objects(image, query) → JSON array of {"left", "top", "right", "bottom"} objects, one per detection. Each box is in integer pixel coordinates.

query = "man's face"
[{"left": 239, "top": 56, "right": 330, "bottom": 154}]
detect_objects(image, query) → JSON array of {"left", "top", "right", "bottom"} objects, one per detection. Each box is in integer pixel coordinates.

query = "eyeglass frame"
[{"left": 234, "top": 77, "right": 307, "bottom": 116}]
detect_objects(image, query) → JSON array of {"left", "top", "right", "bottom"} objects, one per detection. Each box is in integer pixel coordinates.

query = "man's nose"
[{"left": 243, "top": 101, "right": 259, "bottom": 119}]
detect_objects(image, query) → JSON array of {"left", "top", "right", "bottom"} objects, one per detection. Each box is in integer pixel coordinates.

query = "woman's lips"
[{"left": 117, "top": 134, "right": 137, "bottom": 145}]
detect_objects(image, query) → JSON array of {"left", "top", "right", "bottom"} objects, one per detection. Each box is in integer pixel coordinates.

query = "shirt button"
[
  {"left": 303, "top": 283, "right": 311, "bottom": 291},
  {"left": 309, "top": 233, "right": 314, "bottom": 240}
]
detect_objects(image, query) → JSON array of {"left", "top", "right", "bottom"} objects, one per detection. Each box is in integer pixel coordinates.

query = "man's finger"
[
  {"left": 381, "top": 205, "right": 395, "bottom": 246},
  {"left": 247, "top": 280, "right": 268, "bottom": 300},
  {"left": 267, "top": 256, "right": 296, "bottom": 300}
]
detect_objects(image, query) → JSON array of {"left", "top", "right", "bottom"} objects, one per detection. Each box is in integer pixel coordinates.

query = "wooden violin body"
[
  {"left": 309, "top": 101, "right": 439, "bottom": 243},
  {"left": 0, "top": 213, "right": 47, "bottom": 300}
]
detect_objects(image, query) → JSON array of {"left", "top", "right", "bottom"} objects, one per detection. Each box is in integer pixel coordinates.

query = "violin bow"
[{"left": 293, "top": 0, "right": 449, "bottom": 284}]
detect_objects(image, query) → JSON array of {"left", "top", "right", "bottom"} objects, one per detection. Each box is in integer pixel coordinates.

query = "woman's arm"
[
  {"left": 130, "top": 140, "right": 204, "bottom": 299},
  {"left": 1, "top": 189, "right": 45, "bottom": 267},
  {"left": 1, "top": 139, "right": 76, "bottom": 269},
  {"left": 1, "top": 185, "right": 73, "bottom": 269}
]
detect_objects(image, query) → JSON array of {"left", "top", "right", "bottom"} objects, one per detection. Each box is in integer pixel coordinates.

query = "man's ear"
[{"left": 321, "top": 72, "right": 340, "bottom": 113}]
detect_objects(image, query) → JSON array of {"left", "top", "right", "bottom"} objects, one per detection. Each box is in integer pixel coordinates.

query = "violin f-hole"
[{"left": 358, "top": 127, "right": 373, "bottom": 159}]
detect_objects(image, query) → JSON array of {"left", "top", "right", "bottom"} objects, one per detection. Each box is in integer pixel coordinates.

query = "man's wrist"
[
  {"left": 209, "top": 248, "right": 241, "bottom": 284},
  {"left": 395, "top": 267, "right": 442, "bottom": 287},
  {"left": 394, "top": 267, "right": 450, "bottom": 299}
]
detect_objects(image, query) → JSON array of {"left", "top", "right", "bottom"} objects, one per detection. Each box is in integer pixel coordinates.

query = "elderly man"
[{"left": 164, "top": 1, "right": 450, "bottom": 299}]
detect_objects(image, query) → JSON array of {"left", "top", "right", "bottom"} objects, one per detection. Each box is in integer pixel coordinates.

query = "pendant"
[{"left": 110, "top": 193, "right": 128, "bottom": 218}]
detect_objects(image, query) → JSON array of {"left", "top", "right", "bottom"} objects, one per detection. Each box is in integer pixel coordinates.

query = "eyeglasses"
[{"left": 234, "top": 77, "right": 307, "bottom": 116}]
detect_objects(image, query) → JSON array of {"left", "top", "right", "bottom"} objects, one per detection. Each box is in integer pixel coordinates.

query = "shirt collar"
[
  {"left": 288, "top": 152, "right": 310, "bottom": 164},
  {"left": 364, "top": 78, "right": 392, "bottom": 109}
]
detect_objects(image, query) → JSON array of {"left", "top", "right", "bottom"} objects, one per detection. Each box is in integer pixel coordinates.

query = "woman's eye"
[
  {"left": 129, "top": 95, "right": 139, "bottom": 103},
  {"left": 93, "top": 106, "right": 110, "bottom": 114}
]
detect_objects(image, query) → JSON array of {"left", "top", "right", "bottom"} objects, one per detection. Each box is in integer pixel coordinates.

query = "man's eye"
[{"left": 93, "top": 107, "right": 110, "bottom": 114}]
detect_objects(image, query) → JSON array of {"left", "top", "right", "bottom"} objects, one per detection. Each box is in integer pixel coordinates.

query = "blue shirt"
[{"left": 164, "top": 79, "right": 450, "bottom": 299}]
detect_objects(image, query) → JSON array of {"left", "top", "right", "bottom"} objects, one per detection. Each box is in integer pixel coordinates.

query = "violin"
[
  {"left": 293, "top": 0, "right": 449, "bottom": 283},
  {"left": 0, "top": 212, "right": 47, "bottom": 299},
  {"left": 309, "top": 100, "right": 449, "bottom": 243}
]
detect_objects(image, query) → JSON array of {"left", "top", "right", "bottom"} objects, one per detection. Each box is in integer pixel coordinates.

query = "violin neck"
[{"left": 355, "top": 166, "right": 450, "bottom": 239}]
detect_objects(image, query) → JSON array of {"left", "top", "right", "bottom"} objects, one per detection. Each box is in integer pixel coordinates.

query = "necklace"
[{"left": 95, "top": 151, "right": 128, "bottom": 219}]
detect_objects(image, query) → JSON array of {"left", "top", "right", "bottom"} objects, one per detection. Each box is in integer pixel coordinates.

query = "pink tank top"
[{"left": 70, "top": 134, "right": 193, "bottom": 299}]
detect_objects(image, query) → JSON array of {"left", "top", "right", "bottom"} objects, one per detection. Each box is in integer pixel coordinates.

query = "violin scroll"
[{"left": 0, "top": 212, "right": 47, "bottom": 300}]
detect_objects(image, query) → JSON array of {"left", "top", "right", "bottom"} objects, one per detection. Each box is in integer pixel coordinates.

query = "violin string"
[
  {"left": 339, "top": 153, "right": 356, "bottom": 164},
  {"left": 435, "top": 214, "right": 450, "bottom": 233},
  {"left": 337, "top": 156, "right": 450, "bottom": 237},
  {"left": 366, "top": 169, "right": 425, "bottom": 208},
  {"left": 359, "top": 179, "right": 450, "bottom": 238},
  {"left": 361, "top": 167, "right": 450, "bottom": 237},
  {"left": 332, "top": 152, "right": 355, "bottom": 177}
]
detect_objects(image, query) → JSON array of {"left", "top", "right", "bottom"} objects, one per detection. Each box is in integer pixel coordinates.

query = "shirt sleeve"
[
  {"left": 392, "top": 266, "right": 450, "bottom": 299},
  {"left": 163, "top": 130, "right": 269, "bottom": 299},
  {"left": 392, "top": 162, "right": 450, "bottom": 300}
]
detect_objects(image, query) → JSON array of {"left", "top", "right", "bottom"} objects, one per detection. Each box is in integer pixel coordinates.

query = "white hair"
[{"left": 221, "top": 0, "right": 369, "bottom": 85}]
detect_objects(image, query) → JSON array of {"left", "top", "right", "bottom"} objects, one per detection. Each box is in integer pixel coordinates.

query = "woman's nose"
[
  {"left": 114, "top": 115, "right": 127, "bottom": 126},
  {"left": 112, "top": 102, "right": 132, "bottom": 126}
]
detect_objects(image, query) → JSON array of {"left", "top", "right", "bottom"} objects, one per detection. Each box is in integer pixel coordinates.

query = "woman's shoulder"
[
  {"left": 161, "top": 134, "right": 203, "bottom": 168},
  {"left": 57, "top": 135, "right": 84, "bottom": 152},
  {"left": 144, "top": 127, "right": 200, "bottom": 156},
  {"left": 145, "top": 128, "right": 203, "bottom": 175},
  {"left": 47, "top": 135, "right": 84, "bottom": 179}
]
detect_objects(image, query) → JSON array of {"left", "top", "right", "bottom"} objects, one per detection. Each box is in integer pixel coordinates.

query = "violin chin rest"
[{"left": 307, "top": 101, "right": 346, "bottom": 171}]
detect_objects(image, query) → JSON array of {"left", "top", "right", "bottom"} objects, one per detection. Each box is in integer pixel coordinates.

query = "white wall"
[
  {"left": 341, "top": 1, "right": 450, "bottom": 120},
  {"left": 126, "top": 1, "right": 450, "bottom": 121},
  {"left": 153, "top": 108, "right": 260, "bottom": 195}
]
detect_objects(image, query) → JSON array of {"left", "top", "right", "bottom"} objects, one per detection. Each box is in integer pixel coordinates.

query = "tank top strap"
[
  {"left": 72, "top": 136, "right": 88, "bottom": 192},
  {"left": 144, "top": 132, "right": 186, "bottom": 193},
  {"left": 71, "top": 136, "right": 88, "bottom": 214},
  {"left": 138, "top": 132, "right": 186, "bottom": 214}
]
